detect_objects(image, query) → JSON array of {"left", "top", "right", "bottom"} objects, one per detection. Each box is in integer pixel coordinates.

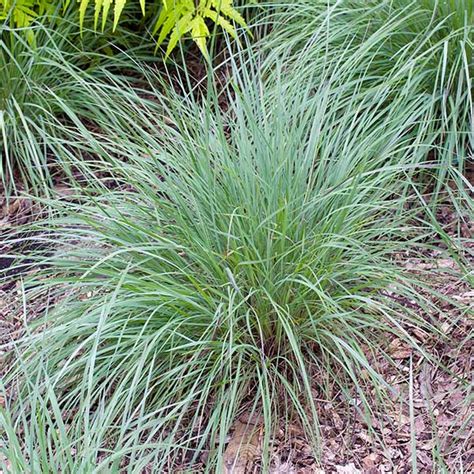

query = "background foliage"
[{"left": 0, "top": 0, "right": 247, "bottom": 55}]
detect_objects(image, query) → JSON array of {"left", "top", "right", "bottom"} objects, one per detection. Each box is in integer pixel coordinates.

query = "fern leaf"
[
  {"left": 78, "top": 0, "right": 90, "bottom": 31},
  {"left": 165, "top": 11, "right": 193, "bottom": 58},
  {"left": 155, "top": 1, "right": 193, "bottom": 45},
  {"left": 113, "top": 0, "right": 126, "bottom": 31},
  {"left": 101, "top": 0, "right": 112, "bottom": 31},
  {"left": 156, "top": 5, "right": 184, "bottom": 45},
  {"left": 212, "top": 0, "right": 246, "bottom": 28},
  {"left": 94, "top": 0, "right": 103, "bottom": 30},
  {"left": 151, "top": 6, "right": 169, "bottom": 36},
  {"left": 204, "top": 7, "right": 237, "bottom": 39},
  {"left": 190, "top": 15, "right": 209, "bottom": 58}
]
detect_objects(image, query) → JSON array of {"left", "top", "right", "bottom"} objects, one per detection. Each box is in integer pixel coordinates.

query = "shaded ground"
[{"left": 0, "top": 196, "right": 472, "bottom": 473}]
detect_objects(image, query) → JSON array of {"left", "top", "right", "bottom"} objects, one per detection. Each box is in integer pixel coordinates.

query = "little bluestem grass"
[
  {"left": 0, "top": 52, "right": 454, "bottom": 470},
  {"left": 260, "top": 0, "right": 473, "bottom": 190}
]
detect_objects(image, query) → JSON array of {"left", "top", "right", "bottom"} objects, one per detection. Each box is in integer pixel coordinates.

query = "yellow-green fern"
[
  {"left": 152, "top": 0, "right": 247, "bottom": 57},
  {"left": 0, "top": 0, "right": 248, "bottom": 57},
  {"left": 0, "top": 0, "right": 56, "bottom": 27}
]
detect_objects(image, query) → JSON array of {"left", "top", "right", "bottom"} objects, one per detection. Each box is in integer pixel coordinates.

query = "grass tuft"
[
  {"left": 0, "top": 17, "right": 150, "bottom": 197},
  {"left": 260, "top": 0, "right": 473, "bottom": 188},
  {"left": 0, "top": 53, "right": 457, "bottom": 469}
]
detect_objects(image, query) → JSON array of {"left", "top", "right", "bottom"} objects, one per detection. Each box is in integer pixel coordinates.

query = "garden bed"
[
  {"left": 1, "top": 194, "right": 471, "bottom": 472},
  {"left": 1, "top": 1, "right": 472, "bottom": 472}
]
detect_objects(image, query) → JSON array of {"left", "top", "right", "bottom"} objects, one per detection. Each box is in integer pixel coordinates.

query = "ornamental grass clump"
[
  {"left": 0, "top": 20, "right": 150, "bottom": 195},
  {"left": 1, "top": 57, "right": 447, "bottom": 470},
  {"left": 262, "top": 0, "right": 473, "bottom": 185}
]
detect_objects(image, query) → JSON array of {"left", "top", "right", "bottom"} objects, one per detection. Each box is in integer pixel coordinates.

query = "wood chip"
[{"left": 223, "top": 419, "right": 262, "bottom": 473}]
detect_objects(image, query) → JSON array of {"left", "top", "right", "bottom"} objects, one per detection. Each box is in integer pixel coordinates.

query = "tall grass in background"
[
  {"left": 261, "top": 0, "right": 473, "bottom": 192},
  {"left": 1, "top": 47, "right": 463, "bottom": 470},
  {"left": 0, "top": 17, "right": 154, "bottom": 197}
]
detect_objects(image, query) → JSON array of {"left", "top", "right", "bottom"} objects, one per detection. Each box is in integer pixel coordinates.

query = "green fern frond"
[{"left": 0, "top": 0, "right": 248, "bottom": 56}]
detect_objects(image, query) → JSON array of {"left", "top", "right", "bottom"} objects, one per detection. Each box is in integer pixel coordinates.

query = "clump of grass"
[
  {"left": 0, "top": 51, "right": 452, "bottom": 470},
  {"left": 261, "top": 0, "right": 473, "bottom": 187},
  {"left": 0, "top": 17, "right": 150, "bottom": 197}
]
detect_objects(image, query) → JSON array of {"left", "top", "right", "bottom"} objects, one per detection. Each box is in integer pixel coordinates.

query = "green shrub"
[{"left": 2, "top": 53, "right": 451, "bottom": 470}]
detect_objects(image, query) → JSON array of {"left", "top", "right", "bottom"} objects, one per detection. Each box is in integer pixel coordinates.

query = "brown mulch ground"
[{"left": 0, "top": 195, "right": 472, "bottom": 473}]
